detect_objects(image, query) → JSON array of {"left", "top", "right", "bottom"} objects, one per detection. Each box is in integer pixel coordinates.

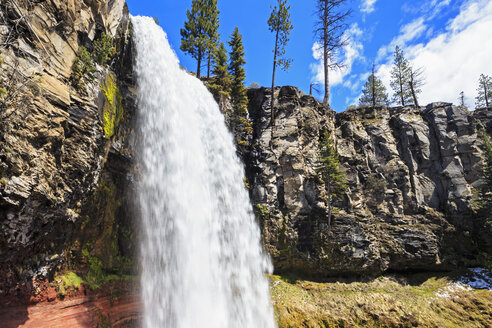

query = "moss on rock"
[
  {"left": 52, "top": 271, "right": 84, "bottom": 297},
  {"left": 101, "top": 73, "right": 124, "bottom": 139}
]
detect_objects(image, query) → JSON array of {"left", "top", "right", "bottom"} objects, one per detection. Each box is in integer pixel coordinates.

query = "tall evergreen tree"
[
  {"left": 476, "top": 74, "right": 492, "bottom": 108},
  {"left": 228, "top": 27, "right": 248, "bottom": 112},
  {"left": 390, "top": 46, "right": 412, "bottom": 106},
  {"left": 268, "top": 0, "right": 293, "bottom": 125},
  {"left": 314, "top": 0, "right": 351, "bottom": 106},
  {"left": 205, "top": 0, "right": 220, "bottom": 79},
  {"left": 180, "top": 0, "right": 216, "bottom": 78},
  {"left": 359, "top": 64, "right": 389, "bottom": 107},
  {"left": 227, "top": 28, "right": 252, "bottom": 147},
  {"left": 317, "top": 131, "right": 347, "bottom": 228},
  {"left": 212, "top": 42, "right": 231, "bottom": 95}
]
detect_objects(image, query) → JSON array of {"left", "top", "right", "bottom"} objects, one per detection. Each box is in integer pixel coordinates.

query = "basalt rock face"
[
  {"left": 246, "top": 86, "right": 492, "bottom": 277},
  {"left": 0, "top": 0, "right": 137, "bottom": 299}
]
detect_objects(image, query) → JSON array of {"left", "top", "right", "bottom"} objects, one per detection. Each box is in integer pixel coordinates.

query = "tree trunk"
[
  {"left": 271, "top": 28, "right": 279, "bottom": 127},
  {"left": 399, "top": 73, "right": 405, "bottom": 106},
  {"left": 323, "top": 4, "right": 329, "bottom": 106},
  {"left": 372, "top": 78, "right": 376, "bottom": 108},
  {"left": 486, "top": 84, "right": 490, "bottom": 107},
  {"left": 371, "top": 65, "right": 376, "bottom": 107},
  {"left": 410, "top": 82, "right": 419, "bottom": 107},
  {"left": 197, "top": 49, "right": 202, "bottom": 79},
  {"left": 207, "top": 52, "right": 211, "bottom": 79},
  {"left": 327, "top": 187, "right": 332, "bottom": 229}
]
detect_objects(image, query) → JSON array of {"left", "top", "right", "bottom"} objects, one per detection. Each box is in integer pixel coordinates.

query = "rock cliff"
[
  {"left": 246, "top": 86, "right": 492, "bottom": 277},
  {"left": 0, "top": 0, "right": 137, "bottom": 304}
]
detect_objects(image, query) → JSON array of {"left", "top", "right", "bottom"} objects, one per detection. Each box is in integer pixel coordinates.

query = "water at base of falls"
[{"left": 132, "top": 16, "right": 276, "bottom": 328}]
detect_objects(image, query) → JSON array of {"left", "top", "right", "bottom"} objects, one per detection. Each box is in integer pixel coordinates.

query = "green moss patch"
[
  {"left": 101, "top": 74, "right": 124, "bottom": 139},
  {"left": 53, "top": 271, "right": 84, "bottom": 297}
]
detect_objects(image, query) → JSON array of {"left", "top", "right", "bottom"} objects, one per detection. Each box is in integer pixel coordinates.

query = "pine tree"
[
  {"left": 268, "top": 0, "right": 293, "bottom": 125},
  {"left": 205, "top": 0, "right": 220, "bottom": 79},
  {"left": 211, "top": 42, "right": 231, "bottom": 96},
  {"left": 180, "top": 0, "right": 215, "bottom": 78},
  {"left": 390, "top": 46, "right": 412, "bottom": 106},
  {"left": 314, "top": 0, "right": 351, "bottom": 106},
  {"left": 317, "top": 131, "right": 347, "bottom": 228},
  {"left": 476, "top": 74, "right": 492, "bottom": 108},
  {"left": 359, "top": 64, "right": 389, "bottom": 107},
  {"left": 228, "top": 27, "right": 247, "bottom": 112},
  {"left": 227, "top": 28, "right": 251, "bottom": 147}
]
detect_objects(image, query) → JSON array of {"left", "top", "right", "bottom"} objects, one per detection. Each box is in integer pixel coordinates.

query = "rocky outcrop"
[
  {"left": 0, "top": 285, "right": 141, "bottom": 328},
  {"left": 0, "top": 0, "right": 137, "bottom": 298},
  {"left": 246, "top": 86, "right": 492, "bottom": 277}
]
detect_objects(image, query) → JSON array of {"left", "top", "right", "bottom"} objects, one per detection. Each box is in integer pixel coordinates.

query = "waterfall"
[{"left": 132, "top": 16, "right": 276, "bottom": 328}]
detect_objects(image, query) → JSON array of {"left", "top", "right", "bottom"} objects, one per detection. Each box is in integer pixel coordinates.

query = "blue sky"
[{"left": 126, "top": 0, "right": 492, "bottom": 111}]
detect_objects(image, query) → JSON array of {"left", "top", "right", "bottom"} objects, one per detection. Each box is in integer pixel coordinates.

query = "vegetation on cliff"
[{"left": 101, "top": 74, "right": 125, "bottom": 139}]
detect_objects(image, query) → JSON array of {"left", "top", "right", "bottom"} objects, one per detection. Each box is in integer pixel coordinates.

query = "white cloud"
[
  {"left": 449, "top": 0, "right": 488, "bottom": 32},
  {"left": 376, "top": 0, "right": 492, "bottom": 108},
  {"left": 428, "top": 0, "right": 452, "bottom": 19},
  {"left": 310, "top": 24, "right": 364, "bottom": 89},
  {"left": 361, "top": 0, "right": 377, "bottom": 14},
  {"left": 376, "top": 17, "right": 427, "bottom": 62}
]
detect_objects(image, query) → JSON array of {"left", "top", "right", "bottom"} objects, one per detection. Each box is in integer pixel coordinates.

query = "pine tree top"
[
  {"left": 359, "top": 68, "right": 389, "bottom": 107},
  {"left": 268, "top": 0, "right": 294, "bottom": 71}
]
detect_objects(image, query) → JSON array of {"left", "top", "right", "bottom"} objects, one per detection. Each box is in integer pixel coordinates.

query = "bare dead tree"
[
  {"left": 314, "top": 0, "right": 351, "bottom": 106},
  {"left": 310, "top": 82, "right": 320, "bottom": 96},
  {"left": 408, "top": 66, "right": 425, "bottom": 107}
]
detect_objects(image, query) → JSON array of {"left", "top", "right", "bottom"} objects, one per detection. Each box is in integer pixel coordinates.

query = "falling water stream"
[{"left": 132, "top": 16, "right": 276, "bottom": 328}]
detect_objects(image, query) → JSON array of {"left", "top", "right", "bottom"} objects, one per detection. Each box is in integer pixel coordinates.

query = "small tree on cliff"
[
  {"left": 180, "top": 0, "right": 214, "bottom": 78},
  {"left": 459, "top": 91, "right": 465, "bottom": 107},
  {"left": 268, "top": 0, "right": 293, "bottom": 126},
  {"left": 478, "top": 130, "right": 492, "bottom": 225},
  {"left": 228, "top": 27, "right": 248, "bottom": 112},
  {"left": 359, "top": 64, "right": 389, "bottom": 107},
  {"left": 206, "top": 42, "right": 231, "bottom": 100},
  {"left": 212, "top": 42, "right": 231, "bottom": 95},
  {"left": 228, "top": 27, "right": 252, "bottom": 146},
  {"left": 390, "top": 46, "right": 412, "bottom": 106},
  {"left": 476, "top": 74, "right": 492, "bottom": 108},
  {"left": 317, "top": 131, "right": 347, "bottom": 228}
]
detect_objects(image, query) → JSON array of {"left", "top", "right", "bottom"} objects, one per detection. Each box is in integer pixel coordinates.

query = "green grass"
[{"left": 270, "top": 274, "right": 492, "bottom": 328}]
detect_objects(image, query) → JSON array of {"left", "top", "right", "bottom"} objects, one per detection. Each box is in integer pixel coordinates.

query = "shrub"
[
  {"left": 72, "top": 46, "right": 95, "bottom": 91},
  {"left": 93, "top": 32, "right": 115, "bottom": 65}
]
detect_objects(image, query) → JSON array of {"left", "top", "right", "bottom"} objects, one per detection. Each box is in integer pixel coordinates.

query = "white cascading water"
[{"left": 132, "top": 16, "right": 276, "bottom": 328}]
